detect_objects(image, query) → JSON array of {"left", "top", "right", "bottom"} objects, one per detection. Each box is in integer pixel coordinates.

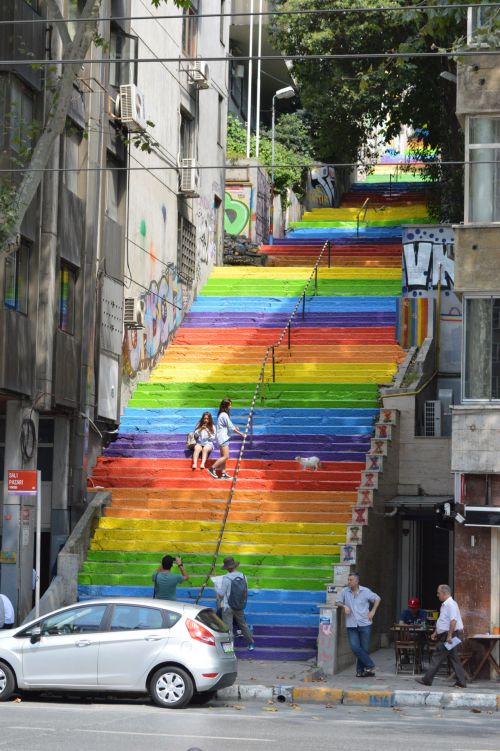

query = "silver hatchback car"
[{"left": 0, "top": 597, "right": 237, "bottom": 708}]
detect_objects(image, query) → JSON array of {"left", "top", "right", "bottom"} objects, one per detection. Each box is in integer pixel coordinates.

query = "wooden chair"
[{"left": 394, "top": 625, "right": 423, "bottom": 675}]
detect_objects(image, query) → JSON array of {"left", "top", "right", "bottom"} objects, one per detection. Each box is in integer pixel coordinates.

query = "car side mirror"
[{"left": 30, "top": 627, "right": 42, "bottom": 644}]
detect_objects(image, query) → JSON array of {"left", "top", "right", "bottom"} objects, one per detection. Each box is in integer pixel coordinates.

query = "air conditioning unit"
[
  {"left": 118, "top": 84, "right": 147, "bottom": 131},
  {"left": 189, "top": 60, "right": 210, "bottom": 89},
  {"left": 123, "top": 297, "right": 146, "bottom": 329},
  {"left": 179, "top": 158, "right": 200, "bottom": 196},
  {"left": 424, "top": 400, "right": 442, "bottom": 437}
]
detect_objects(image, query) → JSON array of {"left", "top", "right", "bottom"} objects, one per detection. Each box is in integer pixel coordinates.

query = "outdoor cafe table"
[{"left": 468, "top": 634, "right": 500, "bottom": 681}]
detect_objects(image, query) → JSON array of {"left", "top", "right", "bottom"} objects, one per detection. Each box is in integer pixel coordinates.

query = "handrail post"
[
  {"left": 314, "top": 265, "right": 318, "bottom": 294},
  {"left": 302, "top": 292, "right": 306, "bottom": 320},
  {"left": 287, "top": 322, "right": 291, "bottom": 350},
  {"left": 271, "top": 345, "right": 275, "bottom": 382},
  {"left": 327, "top": 240, "right": 331, "bottom": 268}
]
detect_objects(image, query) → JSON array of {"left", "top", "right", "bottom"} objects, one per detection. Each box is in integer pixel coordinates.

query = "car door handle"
[
  {"left": 75, "top": 640, "right": 91, "bottom": 647},
  {"left": 144, "top": 635, "right": 162, "bottom": 641}
]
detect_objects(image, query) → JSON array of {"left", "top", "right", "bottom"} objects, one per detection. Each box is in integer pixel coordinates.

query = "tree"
[
  {"left": 270, "top": 0, "right": 495, "bottom": 221},
  {"left": 226, "top": 112, "right": 312, "bottom": 197},
  {"left": 0, "top": 0, "right": 189, "bottom": 255}
]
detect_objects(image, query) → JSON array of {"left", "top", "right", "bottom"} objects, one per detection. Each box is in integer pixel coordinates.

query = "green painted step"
[
  {"left": 78, "top": 573, "right": 329, "bottom": 590},
  {"left": 86, "top": 551, "right": 339, "bottom": 566},
  {"left": 200, "top": 280, "right": 401, "bottom": 297},
  {"left": 128, "top": 382, "right": 380, "bottom": 409},
  {"left": 289, "top": 217, "right": 431, "bottom": 228},
  {"left": 82, "top": 562, "right": 332, "bottom": 579}
]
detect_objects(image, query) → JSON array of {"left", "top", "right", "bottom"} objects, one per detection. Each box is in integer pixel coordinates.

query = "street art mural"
[
  {"left": 399, "top": 226, "right": 462, "bottom": 373},
  {"left": 196, "top": 193, "right": 218, "bottom": 281},
  {"left": 123, "top": 271, "right": 183, "bottom": 376},
  {"left": 224, "top": 185, "right": 252, "bottom": 236},
  {"left": 306, "top": 165, "right": 336, "bottom": 208},
  {"left": 224, "top": 171, "right": 269, "bottom": 244}
]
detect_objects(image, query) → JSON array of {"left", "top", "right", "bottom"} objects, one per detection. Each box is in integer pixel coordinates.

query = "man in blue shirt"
[
  {"left": 337, "top": 572, "right": 381, "bottom": 677},
  {"left": 400, "top": 596, "right": 427, "bottom": 624}
]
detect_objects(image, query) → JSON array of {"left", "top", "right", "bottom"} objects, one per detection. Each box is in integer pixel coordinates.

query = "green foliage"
[
  {"left": 270, "top": 0, "right": 488, "bottom": 220},
  {"left": 226, "top": 113, "right": 312, "bottom": 197}
]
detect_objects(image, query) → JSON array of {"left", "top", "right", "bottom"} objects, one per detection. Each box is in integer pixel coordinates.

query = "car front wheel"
[
  {"left": 149, "top": 666, "right": 194, "bottom": 709},
  {"left": 0, "top": 662, "right": 16, "bottom": 702}
]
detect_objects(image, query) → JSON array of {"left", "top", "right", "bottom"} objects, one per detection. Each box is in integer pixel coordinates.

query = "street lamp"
[{"left": 270, "top": 86, "right": 295, "bottom": 244}]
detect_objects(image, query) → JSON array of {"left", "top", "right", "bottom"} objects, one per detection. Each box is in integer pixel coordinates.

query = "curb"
[{"left": 217, "top": 684, "right": 500, "bottom": 711}]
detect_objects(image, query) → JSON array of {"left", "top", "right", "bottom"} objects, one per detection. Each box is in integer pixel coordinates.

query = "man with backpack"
[{"left": 215, "top": 557, "right": 255, "bottom": 651}]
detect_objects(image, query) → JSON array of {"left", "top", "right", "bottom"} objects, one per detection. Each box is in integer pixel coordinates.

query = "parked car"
[{"left": 0, "top": 597, "right": 237, "bottom": 708}]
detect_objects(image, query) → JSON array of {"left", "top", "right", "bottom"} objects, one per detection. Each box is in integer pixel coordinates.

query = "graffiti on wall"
[
  {"left": 224, "top": 185, "right": 252, "bottom": 236},
  {"left": 400, "top": 226, "right": 462, "bottom": 373},
  {"left": 196, "top": 194, "right": 217, "bottom": 285},
  {"left": 123, "top": 271, "right": 183, "bottom": 375},
  {"left": 307, "top": 165, "right": 336, "bottom": 208}
]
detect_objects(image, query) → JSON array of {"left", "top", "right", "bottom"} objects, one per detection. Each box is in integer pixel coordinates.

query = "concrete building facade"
[{"left": 0, "top": 0, "right": 228, "bottom": 621}]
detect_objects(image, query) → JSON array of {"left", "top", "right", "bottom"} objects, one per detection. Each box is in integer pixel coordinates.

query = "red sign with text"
[{"left": 7, "top": 470, "right": 38, "bottom": 495}]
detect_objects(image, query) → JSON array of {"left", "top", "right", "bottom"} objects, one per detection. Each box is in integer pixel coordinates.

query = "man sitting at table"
[{"left": 400, "top": 597, "right": 427, "bottom": 624}]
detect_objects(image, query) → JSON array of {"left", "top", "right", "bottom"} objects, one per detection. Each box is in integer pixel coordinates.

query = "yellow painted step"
[
  {"left": 98, "top": 517, "right": 347, "bottom": 535},
  {"left": 90, "top": 540, "right": 340, "bottom": 555},
  {"left": 151, "top": 362, "right": 397, "bottom": 383},
  {"left": 92, "top": 529, "right": 346, "bottom": 546},
  {"left": 209, "top": 267, "right": 401, "bottom": 280}
]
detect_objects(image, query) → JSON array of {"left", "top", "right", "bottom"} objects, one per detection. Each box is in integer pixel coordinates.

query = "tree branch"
[
  {"left": 39, "top": 0, "right": 72, "bottom": 49},
  {"left": 1, "top": 0, "right": 102, "bottom": 255}
]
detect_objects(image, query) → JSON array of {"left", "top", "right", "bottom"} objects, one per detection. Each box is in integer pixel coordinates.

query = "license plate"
[{"left": 222, "top": 641, "right": 234, "bottom": 653}]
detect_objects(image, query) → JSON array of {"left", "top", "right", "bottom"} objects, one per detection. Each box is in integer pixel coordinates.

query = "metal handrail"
[
  {"left": 356, "top": 197, "right": 370, "bottom": 236},
  {"left": 195, "top": 239, "right": 331, "bottom": 603}
]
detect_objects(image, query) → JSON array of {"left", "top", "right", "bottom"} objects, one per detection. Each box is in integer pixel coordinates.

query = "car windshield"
[{"left": 196, "top": 608, "right": 229, "bottom": 633}]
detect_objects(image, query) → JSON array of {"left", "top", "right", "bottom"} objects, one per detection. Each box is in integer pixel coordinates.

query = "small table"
[{"left": 468, "top": 635, "right": 500, "bottom": 681}]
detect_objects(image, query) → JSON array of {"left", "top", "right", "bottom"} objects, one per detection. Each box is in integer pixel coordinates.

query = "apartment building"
[
  {"left": 451, "top": 5, "right": 500, "bottom": 637},
  {"left": 0, "top": 0, "right": 228, "bottom": 620}
]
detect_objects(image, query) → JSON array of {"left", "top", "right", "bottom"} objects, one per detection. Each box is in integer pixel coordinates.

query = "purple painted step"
[
  {"left": 235, "top": 647, "right": 317, "bottom": 661},
  {"left": 108, "top": 434, "right": 371, "bottom": 448},
  {"left": 182, "top": 312, "right": 396, "bottom": 328},
  {"left": 252, "top": 625, "right": 317, "bottom": 637},
  {"left": 235, "top": 635, "right": 316, "bottom": 649}
]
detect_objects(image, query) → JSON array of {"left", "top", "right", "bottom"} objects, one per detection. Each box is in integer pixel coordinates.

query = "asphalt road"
[{"left": 1, "top": 695, "right": 499, "bottom": 751}]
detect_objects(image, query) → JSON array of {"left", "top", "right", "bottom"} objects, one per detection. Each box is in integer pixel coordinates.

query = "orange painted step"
[
  {"left": 265, "top": 256, "right": 401, "bottom": 268},
  {"left": 172, "top": 327, "right": 398, "bottom": 346},
  {"left": 108, "top": 498, "right": 355, "bottom": 512},
  {"left": 93, "top": 488, "right": 358, "bottom": 503},
  {"left": 162, "top": 345, "right": 405, "bottom": 364},
  {"left": 105, "top": 508, "right": 352, "bottom": 522}
]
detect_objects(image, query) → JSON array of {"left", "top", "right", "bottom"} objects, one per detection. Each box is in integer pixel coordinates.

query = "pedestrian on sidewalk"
[
  {"left": 191, "top": 411, "right": 216, "bottom": 470},
  {"left": 152, "top": 555, "right": 189, "bottom": 601},
  {"left": 337, "top": 572, "right": 381, "bottom": 677},
  {"left": 215, "top": 557, "right": 255, "bottom": 651},
  {"left": 208, "top": 399, "right": 244, "bottom": 480},
  {"left": 0, "top": 592, "right": 15, "bottom": 629},
  {"left": 416, "top": 584, "right": 467, "bottom": 688}
]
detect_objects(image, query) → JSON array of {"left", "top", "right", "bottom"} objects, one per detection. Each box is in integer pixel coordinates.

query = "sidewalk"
[{"left": 218, "top": 647, "right": 500, "bottom": 711}]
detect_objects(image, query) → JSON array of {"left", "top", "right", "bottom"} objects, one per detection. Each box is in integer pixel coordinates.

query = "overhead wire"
[{"left": 2, "top": 3, "right": 499, "bottom": 25}]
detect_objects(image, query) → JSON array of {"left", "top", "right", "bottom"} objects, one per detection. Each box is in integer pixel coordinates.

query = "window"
[
  {"left": 109, "top": 27, "right": 138, "bottom": 89},
  {"left": 177, "top": 215, "right": 196, "bottom": 284},
  {"left": 63, "top": 127, "right": 83, "bottom": 195},
  {"left": 180, "top": 110, "right": 195, "bottom": 159},
  {"left": 105, "top": 156, "right": 125, "bottom": 223},
  {"left": 217, "top": 94, "right": 224, "bottom": 146},
  {"left": 466, "top": 117, "right": 500, "bottom": 223},
  {"left": 220, "top": 0, "right": 226, "bottom": 45},
  {"left": 34, "top": 605, "right": 107, "bottom": 636},
  {"left": 464, "top": 297, "right": 500, "bottom": 400},
  {"left": 109, "top": 605, "right": 179, "bottom": 631},
  {"left": 4, "top": 241, "right": 29, "bottom": 314},
  {"left": 182, "top": 4, "right": 197, "bottom": 58},
  {"left": 10, "top": 79, "right": 33, "bottom": 154},
  {"left": 0, "top": 417, "right": 5, "bottom": 483},
  {"left": 467, "top": 4, "right": 497, "bottom": 46},
  {"left": 59, "top": 262, "right": 77, "bottom": 334},
  {"left": 37, "top": 418, "right": 54, "bottom": 482}
]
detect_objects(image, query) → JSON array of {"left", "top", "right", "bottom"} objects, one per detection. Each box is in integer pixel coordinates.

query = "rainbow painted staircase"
[{"left": 80, "top": 180, "right": 428, "bottom": 660}]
